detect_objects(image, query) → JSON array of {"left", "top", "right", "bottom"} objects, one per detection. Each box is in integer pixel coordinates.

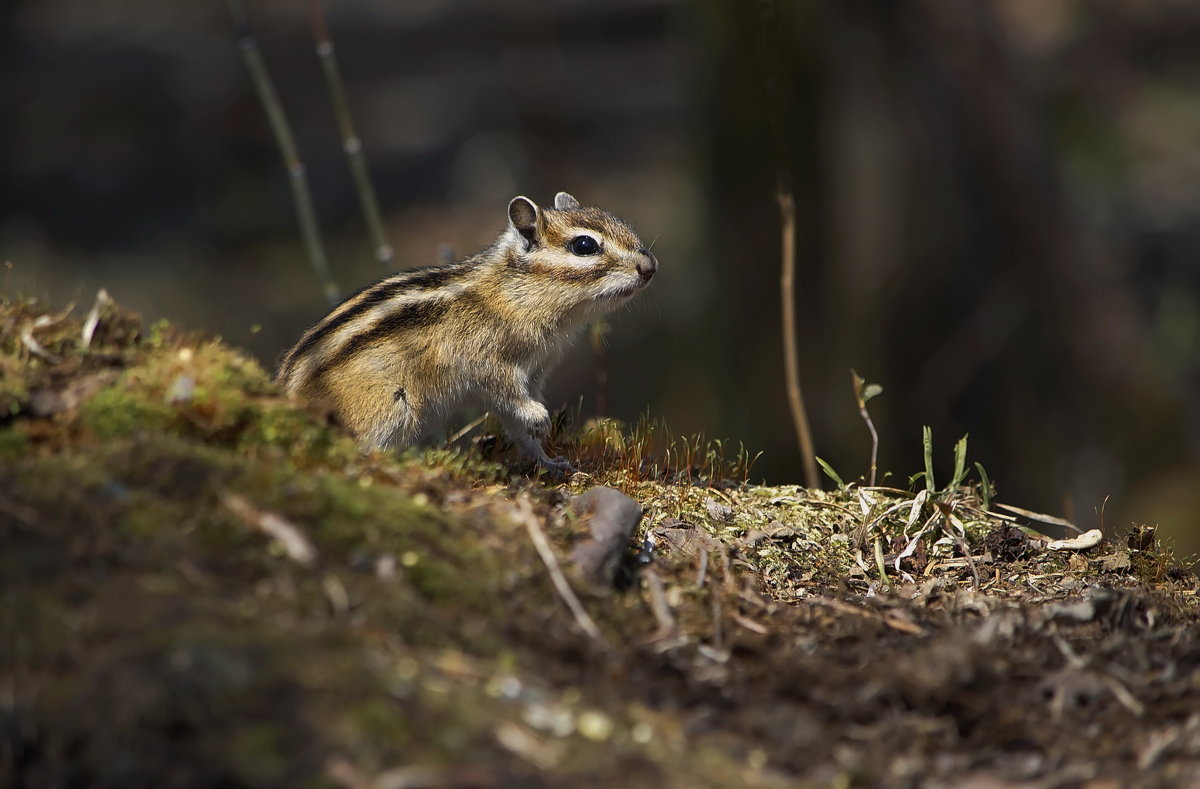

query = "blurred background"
[{"left": 3, "top": 1, "right": 1199, "bottom": 549}]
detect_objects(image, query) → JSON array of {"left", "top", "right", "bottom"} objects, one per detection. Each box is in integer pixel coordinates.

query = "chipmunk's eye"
[{"left": 568, "top": 235, "right": 600, "bottom": 256}]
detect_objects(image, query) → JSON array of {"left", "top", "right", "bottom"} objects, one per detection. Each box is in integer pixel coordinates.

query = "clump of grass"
[
  {"left": 555, "top": 411, "right": 763, "bottom": 488},
  {"left": 813, "top": 425, "right": 1007, "bottom": 590}
]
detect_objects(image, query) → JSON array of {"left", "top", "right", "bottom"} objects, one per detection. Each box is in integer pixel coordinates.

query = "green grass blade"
[
  {"left": 975, "top": 461, "right": 992, "bottom": 510},
  {"left": 948, "top": 434, "right": 968, "bottom": 495},
  {"left": 815, "top": 456, "right": 846, "bottom": 490},
  {"left": 922, "top": 426, "right": 935, "bottom": 493}
]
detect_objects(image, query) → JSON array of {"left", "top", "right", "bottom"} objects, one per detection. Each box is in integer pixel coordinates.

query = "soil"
[{"left": 3, "top": 295, "right": 1199, "bottom": 788}]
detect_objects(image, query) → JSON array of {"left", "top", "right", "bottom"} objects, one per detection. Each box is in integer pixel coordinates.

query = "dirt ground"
[{"left": 3, "top": 296, "right": 1199, "bottom": 788}]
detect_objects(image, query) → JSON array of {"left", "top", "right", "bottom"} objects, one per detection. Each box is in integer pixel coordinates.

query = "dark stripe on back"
[
  {"left": 310, "top": 298, "right": 453, "bottom": 382},
  {"left": 278, "top": 263, "right": 469, "bottom": 380}
]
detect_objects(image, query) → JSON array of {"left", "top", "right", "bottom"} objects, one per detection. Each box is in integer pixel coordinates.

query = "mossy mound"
[{"left": 3, "top": 295, "right": 1199, "bottom": 787}]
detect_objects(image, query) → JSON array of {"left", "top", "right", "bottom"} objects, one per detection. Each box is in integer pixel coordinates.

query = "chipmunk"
[{"left": 276, "top": 191, "right": 656, "bottom": 471}]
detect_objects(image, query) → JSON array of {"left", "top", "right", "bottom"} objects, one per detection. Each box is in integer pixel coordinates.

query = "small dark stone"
[{"left": 568, "top": 487, "right": 643, "bottom": 590}]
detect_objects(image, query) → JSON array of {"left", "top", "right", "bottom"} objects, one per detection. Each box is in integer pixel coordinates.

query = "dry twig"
[
  {"left": 777, "top": 188, "right": 819, "bottom": 489},
  {"left": 642, "top": 568, "right": 676, "bottom": 634},
  {"left": 220, "top": 491, "right": 318, "bottom": 567},
  {"left": 227, "top": 0, "right": 339, "bottom": 304},
  {"left": 513, "top": 498, "right": 604, "bottom": 643},
  {"left": 308, "top": 0, "right": 394, "bottom": 273}
]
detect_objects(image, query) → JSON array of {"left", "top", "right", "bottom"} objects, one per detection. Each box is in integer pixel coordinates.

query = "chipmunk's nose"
[{"left": 636, "top": 249, "right": 657, "bottom": 282}]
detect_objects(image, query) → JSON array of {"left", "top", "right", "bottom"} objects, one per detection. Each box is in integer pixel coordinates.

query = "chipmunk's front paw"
[{"left": 514, "top": 400, "right": 552, "bottom": 438}]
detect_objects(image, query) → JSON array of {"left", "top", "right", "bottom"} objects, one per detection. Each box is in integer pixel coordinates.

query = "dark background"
[{"left": 4, "top": 1, "right": 1199, "bottom": 550}]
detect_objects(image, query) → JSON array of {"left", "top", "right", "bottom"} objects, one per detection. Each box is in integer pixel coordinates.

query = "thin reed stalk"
[
  {"left": 777, "top": 188, "right": 819, "bottom": 489},
  {"left": 308, "top": 0, "right": 395, "bottom": 274},
  {"left": 227, "top": 0, "right": 339, "bottom": 304}
]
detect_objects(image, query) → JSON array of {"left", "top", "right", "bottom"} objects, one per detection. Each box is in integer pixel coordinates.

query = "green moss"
[
  {"left": 0, "top": 425, "right": 28, "bottom": 458},
  {"left": 224, "top": 724, "right": 293, "bottom": 785},
  {"left": 0, "top": 358, "right": 29, "bottom": 417},
  {"left": 236, "top": 402, "right": 348, "bottom": 458},
  {"left": 78, "top": 382, "right": 175, "bottom": 440}
]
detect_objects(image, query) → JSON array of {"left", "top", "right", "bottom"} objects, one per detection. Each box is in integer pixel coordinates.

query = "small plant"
[
  {"left": 816, "top": 372, "right": 1005, "bottom": 589},
  {"left": 851, "top": 369, "right": 882, "bottom": 486}
]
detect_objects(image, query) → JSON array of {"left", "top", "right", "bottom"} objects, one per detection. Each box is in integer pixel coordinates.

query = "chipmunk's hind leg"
[
  {"left": 371, "top": 384, "right": 422, "bottom": 451},
  {"left": 336, "top": 367, "right": 421, "bottom": 452}
]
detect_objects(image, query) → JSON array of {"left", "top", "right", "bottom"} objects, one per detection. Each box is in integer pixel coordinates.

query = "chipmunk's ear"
[
  {"left": 554, "top": 192, "right": 580, "bottom": 210},
  {"left": 508, "top": 196, "right": 540, "bottom": 248}
]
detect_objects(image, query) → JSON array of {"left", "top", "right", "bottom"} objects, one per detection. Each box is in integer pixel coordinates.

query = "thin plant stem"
[
  {"left": 777, "top": 188, "right": 819, "bottom": 489},
  {"left": 851, "top": 369, "right": 880, "bottom": 487},
  {"left": 860, "top": 402, "right": 879, "bottom": 487},
  {"left": 308, "top": 0, "right": 395, "bottom": 273},
  {"left": 589, "top": 321, "right": 609, "bottom": 417},
  {"left": 228, "top": 0, "right": 339, "bottom": 304},
  {"left": 756, "top": 0, "right": 819, "bottom": 489}
]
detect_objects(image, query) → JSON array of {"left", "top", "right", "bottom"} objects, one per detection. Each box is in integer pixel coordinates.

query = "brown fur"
[{"left": 275, "top": 192, "right": 656, "bottom": 470}]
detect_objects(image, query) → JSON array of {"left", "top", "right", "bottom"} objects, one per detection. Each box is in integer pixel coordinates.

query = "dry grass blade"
[
  {"left": 447, "top": 412, "right": 489, "bottom": 444},
  {"left": 995, "top": 503, "right": 1081, "bottom": 533},
  {"left": 856, "top": 496, "right": 914, "bottom": 544},
  {"left": 942, "top": 506, "right": 980, "bottom": 588},
  {"left": 20, "top": 304, "right": 74, "bottom": 363},
  {"left": 895, "top": 509, "right": 939, "bottom": 573},
  {"left": 80, "top": 288, "right": 112, "bottom": 350},
  {"left": 21, "top": 320, "right": 61, "bottom": 363}
]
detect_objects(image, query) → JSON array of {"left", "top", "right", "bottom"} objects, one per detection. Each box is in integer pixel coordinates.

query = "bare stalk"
[
  {"left": 227, "top": 0, "right": 339, "bottom": 304},
  {"left": 589, "top": 321, "right": 610, "bottom": 417},
  {"left": 308, "top": 0, "right": 395, "bottom": 273},
  {"left": 777, "top": 189, "right": 819, "bottom": 489}
]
